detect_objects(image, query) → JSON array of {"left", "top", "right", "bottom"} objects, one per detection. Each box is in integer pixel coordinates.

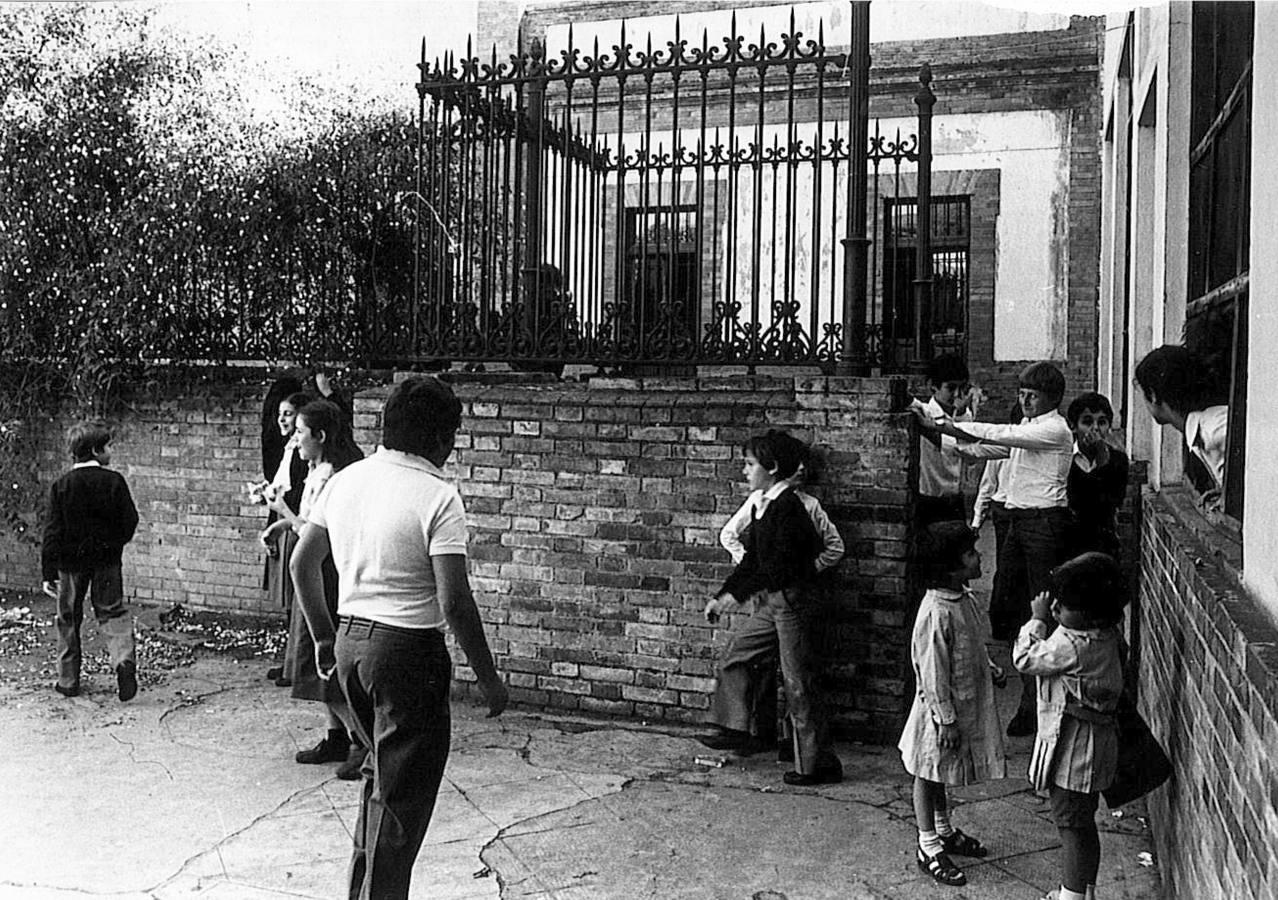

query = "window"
[
  {"left": 623, "top": 206, "right": 699, "bottom": 343},
  {"left": 883, "top": 196, "right": 970, "bottom": 361},
  {"left": 1186, "top": 1, "right": 1252, "bottom": 519}
]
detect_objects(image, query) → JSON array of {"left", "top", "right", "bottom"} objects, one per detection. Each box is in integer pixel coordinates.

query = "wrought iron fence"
[{"left": 410, "top": 9, "right": 934, "bottom": 370}]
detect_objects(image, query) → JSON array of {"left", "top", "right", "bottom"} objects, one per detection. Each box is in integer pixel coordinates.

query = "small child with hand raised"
[
  {"left": 900, "top": 522, "right": 1006, "bottom": 888},
  {"left": 1013, "top": 552, "right": 1128, "bottom": 900}
]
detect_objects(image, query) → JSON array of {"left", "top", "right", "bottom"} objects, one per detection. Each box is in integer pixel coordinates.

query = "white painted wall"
[{"left": 1243, "top": 3, "right": 1278, "bottom": 623}]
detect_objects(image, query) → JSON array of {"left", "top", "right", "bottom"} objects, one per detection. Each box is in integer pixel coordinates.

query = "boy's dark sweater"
[
  {"left": 1067, "top": 447, "right": 1129, "bottom": 536},
  {"left": 719, "top": 487, "right": 821, "bottom": 601},
  {"left": 41, "top": 465, "right": 139, "bottom": 581}
]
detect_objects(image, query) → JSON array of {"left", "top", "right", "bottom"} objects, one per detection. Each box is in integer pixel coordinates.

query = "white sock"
[
  {"left": 933, "top": 809, "right": 955, "bottom": 837},
  {"left": 918, "top": 829, "right": 944, "bottom": 857},
  {"left": 1060, "top": 888, "right": 1087, "bottom": 900}
]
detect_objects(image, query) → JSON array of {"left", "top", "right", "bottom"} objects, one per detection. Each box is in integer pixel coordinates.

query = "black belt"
[
  {"left": 1003, "top": 506, "right": 1069, "bottom": 519},
  {"left": 338, "top": 615, "right": 445, "bottom": 641}
]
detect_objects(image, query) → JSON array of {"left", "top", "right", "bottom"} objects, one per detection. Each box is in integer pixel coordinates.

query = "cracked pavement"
[{"left": 0, "top": 598, "right": 1162, "bottom": 899}]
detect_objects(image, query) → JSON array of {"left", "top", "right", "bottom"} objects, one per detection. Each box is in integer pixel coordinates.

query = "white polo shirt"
[
  {"left": 1184, "top": 405, "right": 1228, "bottom": 488},
  {"left": 309, "top": 447, "right": 468, "bottom": 629}
]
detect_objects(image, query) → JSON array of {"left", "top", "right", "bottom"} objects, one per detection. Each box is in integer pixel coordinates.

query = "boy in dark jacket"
[
  {"left": 41, "top": 421, "right": 140, "bottom": 700},
  {"left": 699, "top": 430, "right": 841, "bottom": 786}
]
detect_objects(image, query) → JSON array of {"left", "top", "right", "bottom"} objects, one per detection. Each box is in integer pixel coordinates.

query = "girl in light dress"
[
  {"left": 265, "top": 398, "right": 365, "bottom": 778},
  {"left": 899, "top": 521, "right": 1006, "bottom": 888}
]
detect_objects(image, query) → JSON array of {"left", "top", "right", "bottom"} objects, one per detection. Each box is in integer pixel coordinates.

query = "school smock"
[
  {"left": 1012, "top": 619, "right": 1124, "bottom": 793},
  {"left": 898, "top": 587, "right": 1006, "bottom": 785}
]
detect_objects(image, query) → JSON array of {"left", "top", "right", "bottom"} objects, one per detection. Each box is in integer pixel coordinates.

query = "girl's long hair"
[
  {"left": 297, "top": 399, "right": 363, "bottom": 471},
  {"left": 261, "top": 374, "right": 305, "bottom": 479}
]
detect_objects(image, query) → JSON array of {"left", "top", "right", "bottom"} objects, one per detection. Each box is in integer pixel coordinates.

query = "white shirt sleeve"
[
  {"left": 718, "top": 493, "right": 758, "bottom": 564},
  {"left": 971, "top": 460, "right": 1001, "bottom": 528},
  {"left": 808, "top": 498, "right": 845, "bottom": 572},
  {"left": 954, "top": 417, "right": 1073, "bottom": 452}
]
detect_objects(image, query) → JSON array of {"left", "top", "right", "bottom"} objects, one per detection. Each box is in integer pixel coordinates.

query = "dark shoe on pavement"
[
  {"left": 266, "top": 666, "right": 284, "bottom": 680},
  {"left": 54, "top": 683, "right": 80, "bottom": 698},
  {"left": 697, "top": 727, "right": 752, "bottom": 751},
  {"left": 116, "top": 661, "right": 138, "bottom": 702},
  {"left": 1006, "top": 708, "right": 1036, "bottom": 737},
  {"left": 336, "top": 745, "right": 367, "bottom": 780},
  {"left": 940, "top": 828, "right": 989, "bottom": 858},
  {"left": 782, "top": 762, "right": 843, "bottom": 786},
  {"left": 296, "top": 734, "right": 351, "bottom": 765},
  {"left": 274, "top": 676, "right": 293, "bottom": 688}
]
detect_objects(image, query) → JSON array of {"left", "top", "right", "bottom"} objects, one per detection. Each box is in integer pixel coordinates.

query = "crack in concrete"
[
  {"left": 142, "top": 780, "right": 332, "bottom": 896},
  {"left": 108, "top": 730, "right": 175, "bottom": 781}
]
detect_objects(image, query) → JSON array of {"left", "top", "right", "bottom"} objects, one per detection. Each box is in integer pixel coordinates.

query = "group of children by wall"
[{"left": 40, "top": 345, "right": 1215, "bottom": 898}]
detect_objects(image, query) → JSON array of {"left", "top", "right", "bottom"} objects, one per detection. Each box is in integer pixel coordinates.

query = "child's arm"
[
  {"left": 915, "top": 607, "right": 959, "bottom": 728},
  {"left": 970, "top": 460, "right": 1000, "bottom": 529},
  {"left": 808, "top": 498, "right": 845, "bottom": 572},
  {"left": 718, "top": 493, "right": 756, "bottom": 564},
  {"left": 946, "top": 417, "right": 1073, "bottom": 453},
  {"left": 1012, "top": 592, "right": 1077, "bottom": 676},
  {"left": 40, "top": 483, "right": 63, "bottom": 589}
]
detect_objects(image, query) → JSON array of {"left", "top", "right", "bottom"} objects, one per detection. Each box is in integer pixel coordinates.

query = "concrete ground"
[{"left": 0, "top": 612, "right": 1161, "bottom": 900}]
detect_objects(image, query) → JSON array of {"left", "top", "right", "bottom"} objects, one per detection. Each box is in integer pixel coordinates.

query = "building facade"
[{"left": 1098, "top": 3, "right": 1278, "bottom": 897}]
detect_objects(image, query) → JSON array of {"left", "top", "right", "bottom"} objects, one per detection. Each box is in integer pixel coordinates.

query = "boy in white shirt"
[
  {"left": 913, "top": 362, "right": 1074, "bottom": 737},
  {"left": 910, "top": 355, "right": 976, "bottom": 527}
]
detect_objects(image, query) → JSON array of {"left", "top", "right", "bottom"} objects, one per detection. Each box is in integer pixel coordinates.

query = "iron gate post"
[
  {"left": 522, "top": 39, "right": 547, "bottom": 332},
  {"left": 839, "top": 0, "right": 872, "bottom": 374},
  {"left": 910, "top": 63, "right": 935, "bottom": 369}
]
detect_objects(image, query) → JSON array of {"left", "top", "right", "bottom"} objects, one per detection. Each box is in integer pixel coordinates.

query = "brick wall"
[
  {"left": 1138, "top": 487, "right": 1278, "bottom": 900},
  {"left": 1, "top": 373, "right": 919, "bottom": 743}
]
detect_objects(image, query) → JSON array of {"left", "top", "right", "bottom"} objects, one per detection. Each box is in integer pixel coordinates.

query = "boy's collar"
[
  {"left": 762, "top": 481, "right": 792, "bottom": 501},
  {"left": 72, "top": 460, "right": 102, "bottom": 469}
]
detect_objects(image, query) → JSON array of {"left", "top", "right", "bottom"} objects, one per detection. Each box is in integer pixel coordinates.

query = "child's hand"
[
  {"left": 989, "top": 662, "right": 1007, "bottom": 689},
  {"left": 937, "top": 722, "right": 961, "bottom": 749},
  {"left": 41, "top": 580, "right": 58, "bottom": 599},
  {"left": 704, "top": 594, "right": 737, "bottom": 624},
  {"left": 910, "top": 404, "right": 940, "bottom": 431},
  {"left": 1030, "top": 591, "right": 1053, "bottom": 622}
]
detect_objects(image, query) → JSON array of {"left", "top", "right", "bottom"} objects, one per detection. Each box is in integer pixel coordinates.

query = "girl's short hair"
[
  {"left": 741, "top": 429, "right": 806, "bottom": 480},
  {"left": 915, "top": 521, "right": 978, "bottom": 587},
  {"left": 1050, "top": 551, "right": 1128, "bottom": 626},
  {"left": 68, "top": 421, "right": 112, "bottom": 462},
  {"left": 1066, "top": 392, "right": 1114, "bottom": 428},
  {"left": 297, "top": 399, "right": 364, "bottom": 471},
  {"left": 1018, "top": 361, "right": 1066, "bottom": 407}
]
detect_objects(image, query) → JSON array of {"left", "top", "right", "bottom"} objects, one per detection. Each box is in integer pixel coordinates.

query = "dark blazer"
[
  {"left": 1067, "top": 447, "right": 1129, "bottom": 556},
  {"left": 719, "top": 487, "right": 821, "bottom": 601},
  {"left": 41, "top": 465, "right": 139, "bottom": 581}
]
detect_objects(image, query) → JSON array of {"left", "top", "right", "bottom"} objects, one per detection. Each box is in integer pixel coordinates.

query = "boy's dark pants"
[
  {"left": 55, "top": 564, "right": 135, "bottom": 691},
  {"left": 334, "top": 616, "right": 451, "bottom": 900},
  {"left": 709, "top": 589, "right": 824, "bottom": 773}
]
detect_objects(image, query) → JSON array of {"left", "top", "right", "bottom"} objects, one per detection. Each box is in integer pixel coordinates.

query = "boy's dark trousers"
[
  {"left": 333, "top": 616, "right": 452, "bottom": 900},
  {"left": 709, "top": 588, "right": 823, "bottom": 774},
  {"left": 55, "top": 564, "right": 135, "bottom": 692},
  {"left": 998, "top": 507, "right": 1072, "bottom": 622}
]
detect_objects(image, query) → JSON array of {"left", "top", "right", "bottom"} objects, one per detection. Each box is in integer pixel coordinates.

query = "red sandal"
[{"left": 916, "top": 848, "right": 967, "bottom": 886}]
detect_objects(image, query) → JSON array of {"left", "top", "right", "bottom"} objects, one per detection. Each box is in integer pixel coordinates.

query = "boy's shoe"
[
  {"left": 336, "top": 745, "right": 368, "bottom": 780},
  {"left": 274, "top": 676, "right": 293, "bottom": 688},
  {"left": 116, "top": 661, "right": 138, "bottom": 702},
  {"left": 266, "top": 666, "right": 284, "bottom": 680},
  {"left": 296, "top": 734, "right": 351, "bottom": 764},
  {"left": 782, "top": 761, "right": 843, "bottom": 786},
  {"left": 1006, "top": 709, "right": 1036, "bottom": 737},
  {"left": 697, "top": 727, "right": 752, "bottom": 751},
  {"left": 917, "top": 848, "right": 967, "bottom": 886},
  {"left": 54, "top": 684, "right": 81, "bottom": 698}
]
